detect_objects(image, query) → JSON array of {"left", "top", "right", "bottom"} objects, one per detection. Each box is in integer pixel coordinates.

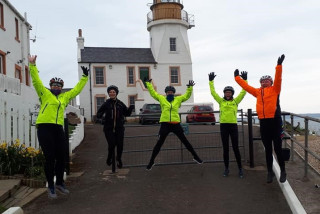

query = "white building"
[{"left": 77, "top": 0, "right": 195, "bottom": 122}]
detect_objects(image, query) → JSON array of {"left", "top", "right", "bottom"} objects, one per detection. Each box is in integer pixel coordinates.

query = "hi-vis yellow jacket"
[
  {"left": 146, "top": 82, "right": 192, "bottom": 123},
  {"left": 30, "top": 64, "right": 88, "bottom": 126}
]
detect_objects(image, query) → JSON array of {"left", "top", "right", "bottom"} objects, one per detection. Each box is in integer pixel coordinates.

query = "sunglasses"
[{"left": 51, "top": 83, "right": 62, "bottom": 87}]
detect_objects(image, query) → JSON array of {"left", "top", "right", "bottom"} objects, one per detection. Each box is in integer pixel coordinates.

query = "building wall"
[{"left": 0, "top": 0, "right": 31, "bottom": 84}]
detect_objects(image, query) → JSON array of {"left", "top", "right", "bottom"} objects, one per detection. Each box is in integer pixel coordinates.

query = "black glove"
[
  {"left": 234, "top": 69, "right": 239, "bottom": 77},
  {"left": 129, "top": 105, "right": 135, "bottom": 111},
  {"left": 81, "top": 66, "right": 89, "bottom": 76},
  {"left": 186, "top": 80, "right": 195, "bottom": 87},
  {"left": 208, "top": 72, "right": 216, "bottom": 81},
  {"left": 277, "top": 54, "right": 285, "bottom": 65},
  {"left": 240, "top": 71, "right": 247, "bottom": 80},
  {"left": 143, "top": 77, "right": 152, "bottom": 83}
]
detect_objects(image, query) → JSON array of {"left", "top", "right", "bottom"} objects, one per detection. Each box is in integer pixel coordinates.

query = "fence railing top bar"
[{"left": 289, "top": 112, "right": 320, "bottom": 123}]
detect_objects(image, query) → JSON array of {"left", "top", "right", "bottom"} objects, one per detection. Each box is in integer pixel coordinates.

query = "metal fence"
[{"left": 122, "top": 110, "right": 246, "bottom": 167}]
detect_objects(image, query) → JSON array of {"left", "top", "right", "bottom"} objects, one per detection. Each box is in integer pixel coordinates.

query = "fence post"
[
  {"left": 64, "top": 118, "right": 70, "bottom": 175},
  {"left": 290, "top": 115, "right": 294, "bottom": 161},
  {"left": 248, "top": 109, "right": 254, "bottom": 168},
  {"left": 304, "top": 118, "right": 309, "bottom": 178}
]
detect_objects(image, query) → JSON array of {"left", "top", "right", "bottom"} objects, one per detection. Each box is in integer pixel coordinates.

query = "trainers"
[
  {"left": 117, "top": 159, "right": 123, "bottom": 169},
  {"left": 193, "top": 156, "right": 203, "bottom": 164},
  {"left": 267, "top": 171, "right": 275, "bottom": 183},
  {"left": 280, "top": 171, "right": 287, "bottom": 183},
  {"left": 223, "top": 169, "right": 229, "bottom": 177},
  {"left": 47, "top": 187, "right": 57, "bottom": 199},
  {"left": 239, "top": 168, "right": 244, "bottom": 178},
  {"left": 56, "top": 184, "right": 70, "bottom": 195},
  {"left": 146, "top": 161, "right": 155, "bottom": 171}
]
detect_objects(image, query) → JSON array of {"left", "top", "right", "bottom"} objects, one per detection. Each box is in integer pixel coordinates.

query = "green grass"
[
  {"left": 68, "top": 124, "right": 76, "bottom": 137},
  {"left": 0, "top": 204, "right": 7, "bottom": 213}
]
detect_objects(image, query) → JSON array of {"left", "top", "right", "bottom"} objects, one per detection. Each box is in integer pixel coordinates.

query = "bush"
[{"left": 0, "top": 139, "right": 45, "bottom": 178}]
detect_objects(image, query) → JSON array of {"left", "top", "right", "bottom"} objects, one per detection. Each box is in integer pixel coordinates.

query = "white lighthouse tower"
[{"left": 146, "top": 0, "right": 195, "bottom": 100}]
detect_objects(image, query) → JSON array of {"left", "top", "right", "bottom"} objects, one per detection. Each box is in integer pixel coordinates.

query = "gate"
[{"left": 122, "top": 110, "right": 246, "bottom": 167}]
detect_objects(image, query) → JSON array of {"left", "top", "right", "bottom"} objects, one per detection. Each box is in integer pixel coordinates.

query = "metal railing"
[{"left": 246, "top": 109, "right": 320, "bottom": 177}]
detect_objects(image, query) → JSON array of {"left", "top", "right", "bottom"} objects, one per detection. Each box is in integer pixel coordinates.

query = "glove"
[
  {"left": 208, "top": 72, "right": 216, "bottom": 81},
  {"left": 143, "top": 77, "right": 152, "bottom": 83},
  {"left": 234, "top": 69, "right": 239, "bottom": 77},
  {"left": 186, "top": 80, "right": 195, "bottom": 87},
  {"left": 81, "top": 66, "right": 89, "bottom": 76},
  {"left": 129, "top": 105, "right": 135, "bottom": 110},
  {"left": 240, "top": 71, "right": 247, "bottom": 80},
  {"left": 277, "top": 54, "right": 285, "bottom": 65}
]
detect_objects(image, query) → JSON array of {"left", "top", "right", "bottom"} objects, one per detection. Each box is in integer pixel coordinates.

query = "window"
[
  {"left": 169, "top": 38, "right": 176, "bottom": 51},
  {"left": 25, "top": 66, "right": 30, "bottom": 86},
  {"left": 96, "top": 97, "right": 105, "bottom": 113},
  {"left": 127, "top": 66, "right": 135, "bottom": 85},
  {"left": 94, "top": 67, "right": 105, "bottom": 85},
  {"left": 139, "top": 67, "right": 150, "bottom": 87},
  {"left": 0, "top": 3, "right": 4, "bottom": 30},
  {"left": 0, "top": 50, "right": 6, "bottom": 74},
  {"left": 170, "top": 67, "right": 180, "bottom": 84},
  {"left": 128, "top": 95, "right": 137, "bottom": 112},
  {"left": 15, "top": 65, "right": 22, "bottom": 82},
  {"left": 15, "top": 18, "right": 20, "bottom": 42}
]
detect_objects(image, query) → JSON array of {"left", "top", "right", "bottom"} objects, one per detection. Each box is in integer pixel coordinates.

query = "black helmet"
[
  {"left": 260, "top": 75, "right": 273, "bottom": 85},
  {"left": 165, "top": 86, "right": 176, "bottom": 93},
  {"left": 49, "top": 77, "right": 64, "bottom": 87},
  {"left": 107, "top": 85, "right": 119, "bottom": 95},
  {"left": 223, "top": 86, "right": 234, "bottom": 95}
]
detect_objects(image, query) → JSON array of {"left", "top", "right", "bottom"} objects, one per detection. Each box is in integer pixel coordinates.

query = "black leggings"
[
  {"left": 149, "top": 123, "right": 199, "bottom": 162},
  {"left": 220, "top": 123, "right": 242, "bottom": 169},
  {"left": 37, "top": 124, "right": 66, "bottom": 188},
  {"left": 260, "top": 117, "right": 285, "bottom": 172},
  {"left": 104, "top": 127, "right": 125, "bottom": 160}
]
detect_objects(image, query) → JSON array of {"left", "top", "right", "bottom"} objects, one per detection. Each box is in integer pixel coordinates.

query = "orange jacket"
[{"left": 235, "top": 65, "right": 282, "bottom": 119}]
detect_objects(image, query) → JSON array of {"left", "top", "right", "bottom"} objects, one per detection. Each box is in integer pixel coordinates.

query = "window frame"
[
  {"left": 127, "top": 66, "right": 136, "bottom": 86},
  {"left": 95, "top": 94, "right": 107, "bottom": 114},
  {"left": 15, "top": 64, "right": 22, "bottom": 83},
  {"left": 93, "top": 66, "right": 106, "bottom": 87},
  {"left": 169, "top": 66, "right": 181, "bottom": 85},
  {"left": 169, "top": 37, "right": 176, "bottom": 52},
  {"left": 25, "top": 66, "right": 30, "bottom": 86},
  {"left": 15, "top": 18, "right": 20, "bottom": 42},
  {"left": 0, "top": 3, "right": 5, "bottom": 31}
]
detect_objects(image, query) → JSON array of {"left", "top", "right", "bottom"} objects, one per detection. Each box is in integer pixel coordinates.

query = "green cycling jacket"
[
  {"left": 30, "top": 64, "right": 88, "bottom": 126},
  {"left": 209, "top": 80, "right": 246, "bottom": 124},
  {"left": 146, "top": 82, "right": 192, "bottom": 123}
]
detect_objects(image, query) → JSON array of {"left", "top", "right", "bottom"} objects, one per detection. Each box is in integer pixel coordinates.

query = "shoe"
[
  {"left": 193, "top": 156, "right": 203, "bottom": 164},
  {"left": 239, "top": 168, "right": 244, "bottom": 178},
  {"left": 106, "top": 156, "right": 112, "bottom": 166},
  {"left": 223, "top": 169, "right": 229, "bottom": 177},
  {"left": 146, "top": 161, "right": 155, "bottom": 171},
  {"left": 267, "top": 171, "right": 275, "bottom": 183},
  {"left": 280, "top": 171, "right": 287, "bottom": 183},
  {"left": 56, "top": 183, "right": 70, "bottom": 195},
  {"left": 47, "top": 187, "right": 57, "bottom": 199},
  {"left": 117, "top": 159, "right": 123, "bottom": 169}
]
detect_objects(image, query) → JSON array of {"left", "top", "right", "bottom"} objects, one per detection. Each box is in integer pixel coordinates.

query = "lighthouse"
[{"left": 146, "top": 0, "right": 195, "bottom": 101}]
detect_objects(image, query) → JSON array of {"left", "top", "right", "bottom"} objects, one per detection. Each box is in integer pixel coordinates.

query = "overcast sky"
[{"left": 9, "top": 0, "right": 320, "bottom": 113}]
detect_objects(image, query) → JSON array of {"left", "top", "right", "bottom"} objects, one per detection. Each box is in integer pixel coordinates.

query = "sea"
[{"left": 283, "top": 113, "right": 320, "bottom": 135}]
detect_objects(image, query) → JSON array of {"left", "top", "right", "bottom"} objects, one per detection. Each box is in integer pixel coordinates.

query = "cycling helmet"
[
  {"left": 260, "top": 75, "right": 273, "bottom": 85},
  {"left": 107, "top": 85, "right": 119, "bottom": 95},
  {"left": 49, "top": 77, "right": 64, "bottom": 87},
  {"left": 165, "top": 86, "right": 176, "bottom": 93},
  {"left": 223, "top": 86, "right": 235, "bottom": 95}
]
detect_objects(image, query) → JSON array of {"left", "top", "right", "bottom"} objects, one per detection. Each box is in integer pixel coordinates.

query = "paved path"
[{"left": 22, "top": 124, "right": 294, "bottom": 214}]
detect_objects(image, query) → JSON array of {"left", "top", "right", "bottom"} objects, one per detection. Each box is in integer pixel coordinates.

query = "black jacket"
[{"left": 97, "top": 99, "right": 133, "bottom": 130}]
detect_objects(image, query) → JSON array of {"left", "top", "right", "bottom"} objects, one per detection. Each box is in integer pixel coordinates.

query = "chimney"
[{"left": 77, "top": 29, "right": 85, "bottom": 62}]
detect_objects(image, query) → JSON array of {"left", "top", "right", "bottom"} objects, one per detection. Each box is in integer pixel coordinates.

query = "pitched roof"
[{"left": 80, "top": 47, "right": 157, "bottom": 64}]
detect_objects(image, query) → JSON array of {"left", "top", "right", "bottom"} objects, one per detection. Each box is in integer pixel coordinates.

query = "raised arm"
[
  {"left": 234, "top": 69, "right": 258, "bottom": 97},
  {"left": 208, "top": 72, "right": 223, "bottom": 103},
  {"left": 28, "top": 55, "right": 47, "bottom": 96},
  {"left": 145, "top": 78, "right": 161, "bottom": 102},
  {"left": 273, "top": 54, "right": 285, "bottom": 94}
]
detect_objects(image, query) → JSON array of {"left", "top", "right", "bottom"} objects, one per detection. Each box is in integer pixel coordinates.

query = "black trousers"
[
  {"left": 149, "top": 122, "right": 199, "bottom": 162},
  {"left": 103, "top": 127, "right": 125, "bottom": 160},
  {"left": 260, "top": 117, "right": 285, "bottom": 172},
  {"left": 220, "top": 123, "right": 242, "bottom": 169},
  {"left": 37, "top": 124, "right": 66, "bottom": 188}
]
